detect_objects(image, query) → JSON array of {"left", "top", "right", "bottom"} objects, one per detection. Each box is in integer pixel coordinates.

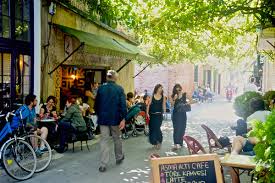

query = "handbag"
[
  {"left": 218, "top": 136, "right": 231, "bottom": 147},
  {"left": 175, "top": 102, "right": 191, "bottom": 112}
]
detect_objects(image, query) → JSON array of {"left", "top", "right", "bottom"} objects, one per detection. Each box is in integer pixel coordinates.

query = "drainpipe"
[{"left": 34, "top": 0, "right": 41, "bottom": 112}]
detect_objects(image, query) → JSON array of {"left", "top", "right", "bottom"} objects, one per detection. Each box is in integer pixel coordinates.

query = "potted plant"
[
  {"left": 233, "top": 91, "right": 263, "bottom": 120},
  {"left": 249, "top": 110, "right": 275, "bottom": 183}
]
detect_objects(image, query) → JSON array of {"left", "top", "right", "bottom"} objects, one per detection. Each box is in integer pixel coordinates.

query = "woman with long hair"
[
  {"left": 146, "top": 84, "right": 166, "bottom": 149},
  {"left": 171, "top": 84, "right": 188, "bottom": 150}
]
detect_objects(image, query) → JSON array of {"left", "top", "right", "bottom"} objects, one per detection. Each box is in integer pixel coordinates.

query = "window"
[
  {"left": 16, "top": 54, "right": 31, "bottom": 102},
  {"left": 0, "top": 0, "right": 11, "bottom": 38},
  {"left": 194, "top": 65, "right": 198, "bottom": 83},
  {"left": 0, "top": 0, "right": 33, "bottom": 111},
  {"left": 15, "top": 0, "right": 31, "bottom": 41},
  {"left": 0, "top": 0, "right": 31, "bottom": 41},
  {"left": 207, "top": 70, "right": 211, "bottom": 87},
  {"left": 0, "top": 52, "right": 11, "bottom": 111}
]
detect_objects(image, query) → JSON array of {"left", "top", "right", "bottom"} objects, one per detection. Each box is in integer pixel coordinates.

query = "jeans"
[{"left": 58, "top": 121, "right": 76, "bottom": 148}]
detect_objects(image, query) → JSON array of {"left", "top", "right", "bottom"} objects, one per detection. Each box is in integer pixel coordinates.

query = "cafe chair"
[
  {"left": 183, "top": 135, "right": 207, "bottom": 155},
  {"left": 70, "top": 130, "right": 90, "bottom": 153},
  {"left": 69, "top": 120, "right": 94, "bottom": 152},
  {"left": 201, "top": 124, "right": 231, "bottom": 153}
]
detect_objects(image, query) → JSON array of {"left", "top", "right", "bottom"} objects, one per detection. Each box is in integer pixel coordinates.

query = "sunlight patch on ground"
[{"left": 121, "top": 167, "right": 151, "bottom": 183}]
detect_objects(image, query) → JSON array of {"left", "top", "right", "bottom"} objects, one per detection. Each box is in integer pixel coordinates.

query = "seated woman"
[
  {"left": 39, "top": 96, "right": 58, "bottom": 139},
  {"left": 39, "top": 96, "right": 57, "bottom": 119},
  {"left": 54, "top": 96, "right": 87, "bottom": 153}
]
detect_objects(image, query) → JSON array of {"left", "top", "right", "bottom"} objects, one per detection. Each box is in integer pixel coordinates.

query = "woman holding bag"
[{"left": 170, "top": 84, "right": 190, "bottom": 151}]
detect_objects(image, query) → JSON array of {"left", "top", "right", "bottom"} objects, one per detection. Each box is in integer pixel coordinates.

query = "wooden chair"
[
  {"left": 183, "top": 135, "right": 207, "bottom": 155},
  {"left": 201, "top": 124, "right": 231, "bottom": 153}
]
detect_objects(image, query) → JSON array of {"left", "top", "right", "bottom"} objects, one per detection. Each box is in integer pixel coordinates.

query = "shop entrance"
[{"left": 60, "top": 65, "right": 106, "bottom": 109}]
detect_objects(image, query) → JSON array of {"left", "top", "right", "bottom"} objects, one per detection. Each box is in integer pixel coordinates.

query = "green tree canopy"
[{"left": 73, "top": 0, "right": 275, "bottom": 63}]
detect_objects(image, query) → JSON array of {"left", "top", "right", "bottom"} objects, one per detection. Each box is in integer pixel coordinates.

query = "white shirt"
[{"left": 247, "top": 110, "right": 271, "bottom": 128}]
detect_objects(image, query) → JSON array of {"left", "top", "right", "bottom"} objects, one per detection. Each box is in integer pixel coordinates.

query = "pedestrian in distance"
[
  {"left": 146, "top": 84, "right": 166, "bottom": 150},
  {"left": 170, "top": 84, "right": 188, "bottom": 151},
  {"left": 94, "top": 70, "right": 127, "bottom": 172},
  {"left": 244, "top": 77, "right": 258, "bottom": 92}
]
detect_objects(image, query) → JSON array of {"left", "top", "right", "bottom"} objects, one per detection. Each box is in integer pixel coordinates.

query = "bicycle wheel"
[
  {"left": 23, "top": 134, "right": 52, "bottom": 172},
  {"left": 1, "top": 139, "right": 37, "bottom": 180}
]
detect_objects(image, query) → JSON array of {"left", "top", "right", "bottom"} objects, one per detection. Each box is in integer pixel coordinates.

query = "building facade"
[
  {"left": 135, "top": 64, "right": 222, "bottom": 98},
  {"left": 0, "top": 0, "right": 37, "bottom": 111},
  {"left": 41, "top": 0, "right": 148, "bottom": 110},
  {"left": 258, "top": 27, "right": 275, "bottom": 92},
  {"left": 0, "top": 0, "right": 149, "bottom": 112}
]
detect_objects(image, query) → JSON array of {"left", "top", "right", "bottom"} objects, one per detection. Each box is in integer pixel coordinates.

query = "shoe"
[
  {"left": 116, "top": 155, "right": 125, "bottom": 165},
  {"left": 99, "top": 166, "right": 106, "bottom": 172},
  {"left": 54, "top": 146, "right": 66, "bottom": 154},
  {"left": 172, "top": 144, "right": 182, "bottom": 151},
  {"left": 40, "top": 147, "right": 48, "bottom": 152},
  {"left": 35, "top": 149, "right": 43, "bottom": 157}
]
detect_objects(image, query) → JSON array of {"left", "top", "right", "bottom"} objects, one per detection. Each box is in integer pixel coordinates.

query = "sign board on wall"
[
  {"left": 151, "top": 154, "right": 223, "bottom": 183},
  {"left": 62, "top": 67, "right": 85, "bottom": 90}
]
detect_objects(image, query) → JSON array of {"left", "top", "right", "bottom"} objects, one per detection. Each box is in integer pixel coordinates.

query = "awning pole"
[
  {"left": 117, "top": 59, "right": 132, "bottom": 73},
  {"left": 48, "top": 42, "right": 85, "bottom": 75},
  {"left": 266, "top": 40, "right": 275, "bottom": 49},
  {"left": 133, "top": 63, "right": 151, "bottom": 78}
]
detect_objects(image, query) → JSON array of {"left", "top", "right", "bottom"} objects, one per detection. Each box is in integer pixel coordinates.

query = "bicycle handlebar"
[{"left": 5, "top": 112, "right": 15, "bottom": 122}]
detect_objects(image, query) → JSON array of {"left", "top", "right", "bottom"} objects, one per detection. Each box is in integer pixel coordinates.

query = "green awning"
[
  {"left": 113, "top": 39, "right": 155, "bottom": 60},
  {"left": 57, "top": 24, "right": 154, "bottom": 61}
]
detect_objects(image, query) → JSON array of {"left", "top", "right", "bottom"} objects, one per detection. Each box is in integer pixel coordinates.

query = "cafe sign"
[{"left": 151, "top": 154, "right": 223, "bottom": 183}]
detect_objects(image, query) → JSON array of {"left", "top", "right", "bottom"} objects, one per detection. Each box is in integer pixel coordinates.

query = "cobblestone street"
[{"left": 1, "top": 97, "right": 252, "bottom": 183}]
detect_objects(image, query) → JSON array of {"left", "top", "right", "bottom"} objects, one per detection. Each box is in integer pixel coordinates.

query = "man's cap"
[{"left": 107, "top": 70, "right": 118, "bottom": 77}]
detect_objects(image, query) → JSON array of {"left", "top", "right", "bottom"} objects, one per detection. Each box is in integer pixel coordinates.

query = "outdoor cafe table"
[
  {"left": 36, "top": 118, "right": 58, "bottom": 145},
  {"left": 36, "top": 118, "right": 57, "bottom": 125},
  {"left": 220, "top": 154, "right": 256, "bottom": 182},
  {"left": 36, "top": 118, "right": 57, "bottom": 131}
]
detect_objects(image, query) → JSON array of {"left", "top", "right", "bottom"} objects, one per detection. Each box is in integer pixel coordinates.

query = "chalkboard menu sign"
[{"left": 151, "top": 154, "right": 223, "bottom": 183}]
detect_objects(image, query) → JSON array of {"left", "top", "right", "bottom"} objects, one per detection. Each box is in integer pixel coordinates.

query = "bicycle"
[
  {"left": 16, "top": 110, "right": 52, "bottom": 173},
  {"left": 0, "top": 112, "right": 37, "bottom": 180}
]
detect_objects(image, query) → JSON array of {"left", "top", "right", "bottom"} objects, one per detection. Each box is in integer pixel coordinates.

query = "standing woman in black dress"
[
  {"left": 146, "top": 84, "right": 166, "bottom": 149},
  {"left": 171, "top": 84, "right": 188, "bottom": 150}
]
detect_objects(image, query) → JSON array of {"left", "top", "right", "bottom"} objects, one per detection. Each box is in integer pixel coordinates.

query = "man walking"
[{"left": 95, "top": 70, "right": 127, "bottom": 172}]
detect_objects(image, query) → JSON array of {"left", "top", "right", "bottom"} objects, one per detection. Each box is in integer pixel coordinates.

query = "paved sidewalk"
[{"left": 1, "top": 98, "right": 252, "bottom": 183}]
